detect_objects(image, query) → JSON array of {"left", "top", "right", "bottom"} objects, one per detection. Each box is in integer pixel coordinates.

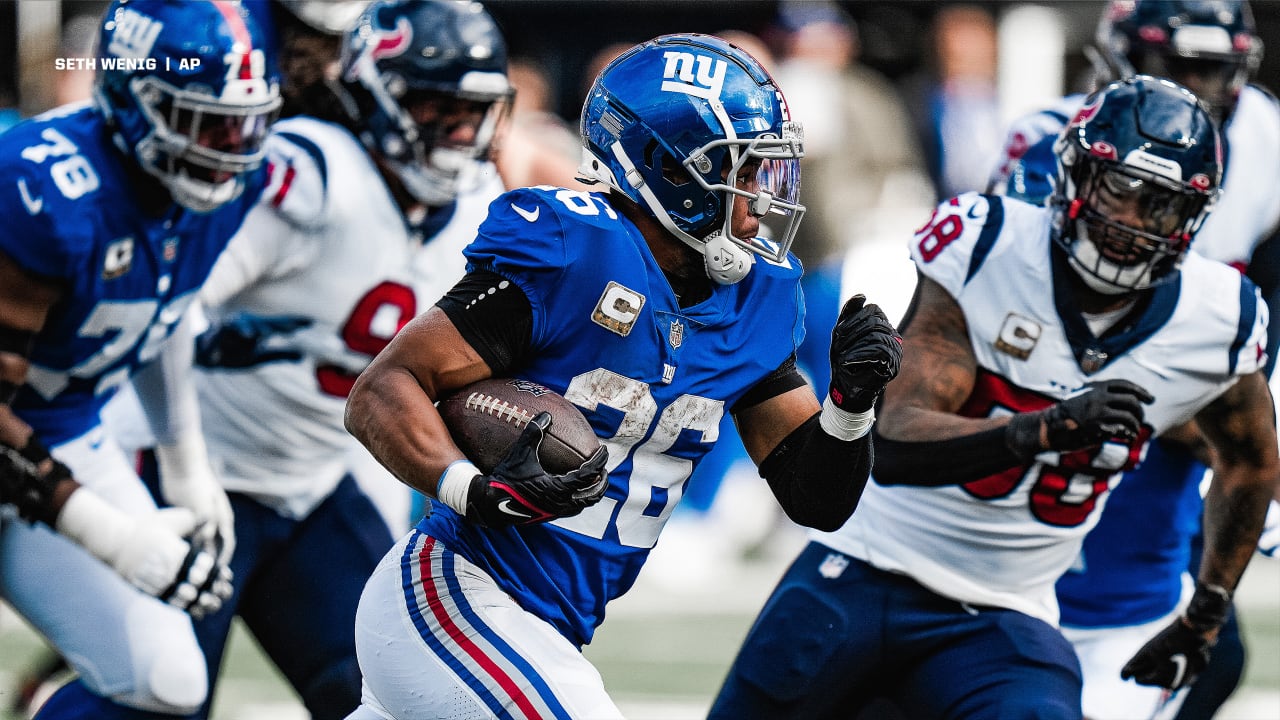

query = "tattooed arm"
[
  {"left": 1119, "top": 370, "right": 1279, "bottom": 690},
  {"left": 871, "top": 274, "right": 1155, "bottom": 487},
  {"left": 868, "top": 277, "right": 1034, "bottom": 486},
  {"left": 1195, "top": 371, "right": 1280, "bottom": 593},
  {"left": 875, "top": 276, "right": 999, "bottom": 440}
]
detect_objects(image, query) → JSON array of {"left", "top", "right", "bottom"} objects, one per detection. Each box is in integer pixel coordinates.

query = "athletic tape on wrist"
[
  {"left": 54, "top": 487, "right": 134, "bottom": 563},
  {"left": 819, "top": 396, "right": 875, "bottom": 441},
  {"left": 437, "top": 459, "right": 481, "bottom": 516},
  {"left": 154, "top": 433, "right": 210, "bottom": 481}
]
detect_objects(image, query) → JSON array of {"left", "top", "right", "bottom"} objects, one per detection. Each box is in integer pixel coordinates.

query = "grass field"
[{"left": 2, "top": 533, "right": 1277, "bottom": 719}]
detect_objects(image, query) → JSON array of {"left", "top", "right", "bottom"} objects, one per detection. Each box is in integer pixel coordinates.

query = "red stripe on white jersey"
[{"left": 271, "top": 164, "right": 296, "bottom": 208}]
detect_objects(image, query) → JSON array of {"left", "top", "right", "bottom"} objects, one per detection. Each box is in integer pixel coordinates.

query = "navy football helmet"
[
  {"left": 95, "top": 0, "right": 282, "bottom": 212},
  {"left": 1051, "top": 76, "right": 1221, "bottom": 294},
  {"left": 1095, "top": 0, "right": 1262, "bottom": 123},
  {"left": 578, "top": 34, "right": 805, "bottom": 285},
  {"left": 277, "top": 0, "right": 371, "bottom": 35},
  {"left": 339, "top": 0, "right": 513, "bottom": 206}
]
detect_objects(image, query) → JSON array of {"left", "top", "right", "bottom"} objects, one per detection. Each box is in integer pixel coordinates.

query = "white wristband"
[
  {"left": 437, "top": 460, "right": 481, "bottom": 516},
  {"left": 819, "top": 397, "right": 876, "bottom": 441},
  {"left": 55, "top": 487, "right": 134, "bottom": 565}
]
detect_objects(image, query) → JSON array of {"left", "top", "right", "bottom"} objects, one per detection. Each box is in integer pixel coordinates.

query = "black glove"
[
  {"left": 1121, "top": 582, "right": 1232, "bottom": 690},
  {"left": 1006, "top": 379, "right": 1154, "bottom": 459},
  {"left": 195, "top": 314, "right": 313, "bottom": 369},
  {"left": 0, "top": 436, "right": 72, "bottom": 526},
  {"left": 828, "top": 295, "right": 902, "bottom": 413},
  {"left": 464, "top": 412, "right": 609, "bottom": 528}
]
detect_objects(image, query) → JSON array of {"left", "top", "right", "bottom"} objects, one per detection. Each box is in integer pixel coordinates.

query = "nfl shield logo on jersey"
[
  {"left": 669, "top": 319, "right": 684, "bottom": 349},
  {"left": 818, "top": 552, "right": 849, "bottom": 579}
]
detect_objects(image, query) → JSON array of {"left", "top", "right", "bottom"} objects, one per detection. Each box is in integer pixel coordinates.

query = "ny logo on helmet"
[
  {"left": 660, "top": 51, "right": 726, "bottom": 100},
  {"left": 107, "top": 8, "right": 162, "bottom": 60}
]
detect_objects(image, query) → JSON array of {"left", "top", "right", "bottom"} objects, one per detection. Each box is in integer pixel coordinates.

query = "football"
[{"left": 437, "top": 378, "right": 602, "bottom": 475}]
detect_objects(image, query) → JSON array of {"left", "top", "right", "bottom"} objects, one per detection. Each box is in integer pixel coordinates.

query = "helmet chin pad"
[
  {"left": 164, "top": 167, "right": 242, "bottom": 213},
  {"left": 702, "top": 234, "right": 754, "bottom": 285},
  {"left": 1066, "top": 226, "right": 1158, "bottom": 295},
  {"left": 386, "top": 150, "right": 471, "bottom": 206}
]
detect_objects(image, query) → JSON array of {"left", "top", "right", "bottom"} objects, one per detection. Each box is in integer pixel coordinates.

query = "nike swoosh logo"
[
  {"left": 497, "top": 499, "right": 531, "bottom": 518},
  {"left": 511, "top": 203, "right": 540, "bottom": 222},
  {"left": 1169, "top": 653, "right": 1187, "bottom": 688},
  {"left": 967, "top": 204, "right": 981, "bottom": 219},
  {"left": 18, "top": 178, "right": 42, "bottom": 215}
]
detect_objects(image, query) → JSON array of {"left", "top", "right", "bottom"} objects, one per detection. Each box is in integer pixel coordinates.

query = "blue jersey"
[
  {"left": 417, "top": 186, "right": 805, "bottom": 646},
  {"left": 0, "top": 105, "right": 262, "bottom": 444}
]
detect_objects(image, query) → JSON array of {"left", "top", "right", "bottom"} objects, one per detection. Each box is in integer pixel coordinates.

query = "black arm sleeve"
[
  {"left": 436, "top": 269, "right": 534, "bottom": 376},
  {"left": 732, "top": 354, "right": 808, "bottom": 413},
  {"left": 757, "top": 413, "right": 872, "bottom": 532},
  {"left": 870, "top": 424, "right": 1024, "bottom": 486}
]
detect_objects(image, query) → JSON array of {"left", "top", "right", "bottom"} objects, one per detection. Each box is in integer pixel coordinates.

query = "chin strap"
[{"left": 606, "top": 141, "right": 753, "bottom": 286}]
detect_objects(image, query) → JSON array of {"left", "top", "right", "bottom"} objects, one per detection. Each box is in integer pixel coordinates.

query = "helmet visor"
[
  {"left": 685, "top": 121, "right": 806, "bottom": 261},
  {"left": 401, "top": 88, "right": 512, "bottom": 161},
  {"left": 756, "top": 154, "right": 802, "bottom": 217},
  {"left": 1092, "top": 166, "right": 1205, "bottom": 239},
  {"left": 1072, "top": 163, "right": 1210, "bottom": 285}
]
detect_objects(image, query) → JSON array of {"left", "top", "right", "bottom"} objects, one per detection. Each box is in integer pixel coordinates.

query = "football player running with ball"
[
  {"left": 710, "top": 76, "right": 1278, "bottom": 720},
  {"left": 342, "top": 33, "right": 901, "bottom": 719},
  {"left": 0, "top": 1, "right": 280, "bottom": 717}
]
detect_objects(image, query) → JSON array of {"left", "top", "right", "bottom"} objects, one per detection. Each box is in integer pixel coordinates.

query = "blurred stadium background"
[
  {"left": 4, "top": 1, "right": 1280, "bottom": 126},
  {"left": 0, "top": 1, "right": 1278, "bottom": 718}
]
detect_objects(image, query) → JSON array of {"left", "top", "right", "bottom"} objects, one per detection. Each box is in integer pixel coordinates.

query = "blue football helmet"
[
  {"left": 1095, "top": 0, "right": 1262, "bottom": 123},
  {"left": 340, "top": 0, "right": 513, "bottom": 206},
  {"left": 578, "top": 33, "right": 805, "bottom": 285},
  {"left": 95, "top": 0, "right": 282, "bottom": 212},
  {"left": 1051, "top": 75, "right": 1221, "bottom": 294}
]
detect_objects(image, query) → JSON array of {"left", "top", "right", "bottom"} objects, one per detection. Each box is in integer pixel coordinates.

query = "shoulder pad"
[
  {"left": 1243, "top": 83, "right": 1280, "bottom": 110},
  {"left": 1239, "top": 278, "right": 1268, "bottom": 377},
  {"left": 1176, "top": 253, "right": 1268, "bottom": 377},
  {"left": 1231, "top": 86, "right": 1280, "bottom": 155},
  {"left": 478, "top": 186, "right": 625, "bottom": 256},
  {"left": 0, "top": 120, "right": 86, "bottom": 278},
  {"left": 1218, "top": 261, "right": 1266, "bottom": 377},
  {"left": 468, "top": 186, "right": 578, "bottom": 274},
  {"left": 910, "top": 193, "right": 1020, "bottom": 298},
  {"left": 988, "top": 95, "right": 1081, "bottom": 194},
  {"left": 466, "top": 186, "right": 632, "bottom": 310},
  {"left": 260, "top": 127, "right": 329, "bottom": 229}
]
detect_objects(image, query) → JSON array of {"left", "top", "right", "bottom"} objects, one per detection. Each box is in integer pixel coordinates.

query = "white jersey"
[
  {"left": 988, "top": 85, "right": 1280, "bottom": 268},
  {"left": 814, "top": 192, "right": 1267, "bottom": 625},
  {"left": 197, "top": 116, "right": 502, "bottom": 518}
]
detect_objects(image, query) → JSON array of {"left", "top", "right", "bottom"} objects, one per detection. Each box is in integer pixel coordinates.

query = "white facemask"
[{"left": 1066, "top": 222, "right": 1157, "bottom": 295}]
